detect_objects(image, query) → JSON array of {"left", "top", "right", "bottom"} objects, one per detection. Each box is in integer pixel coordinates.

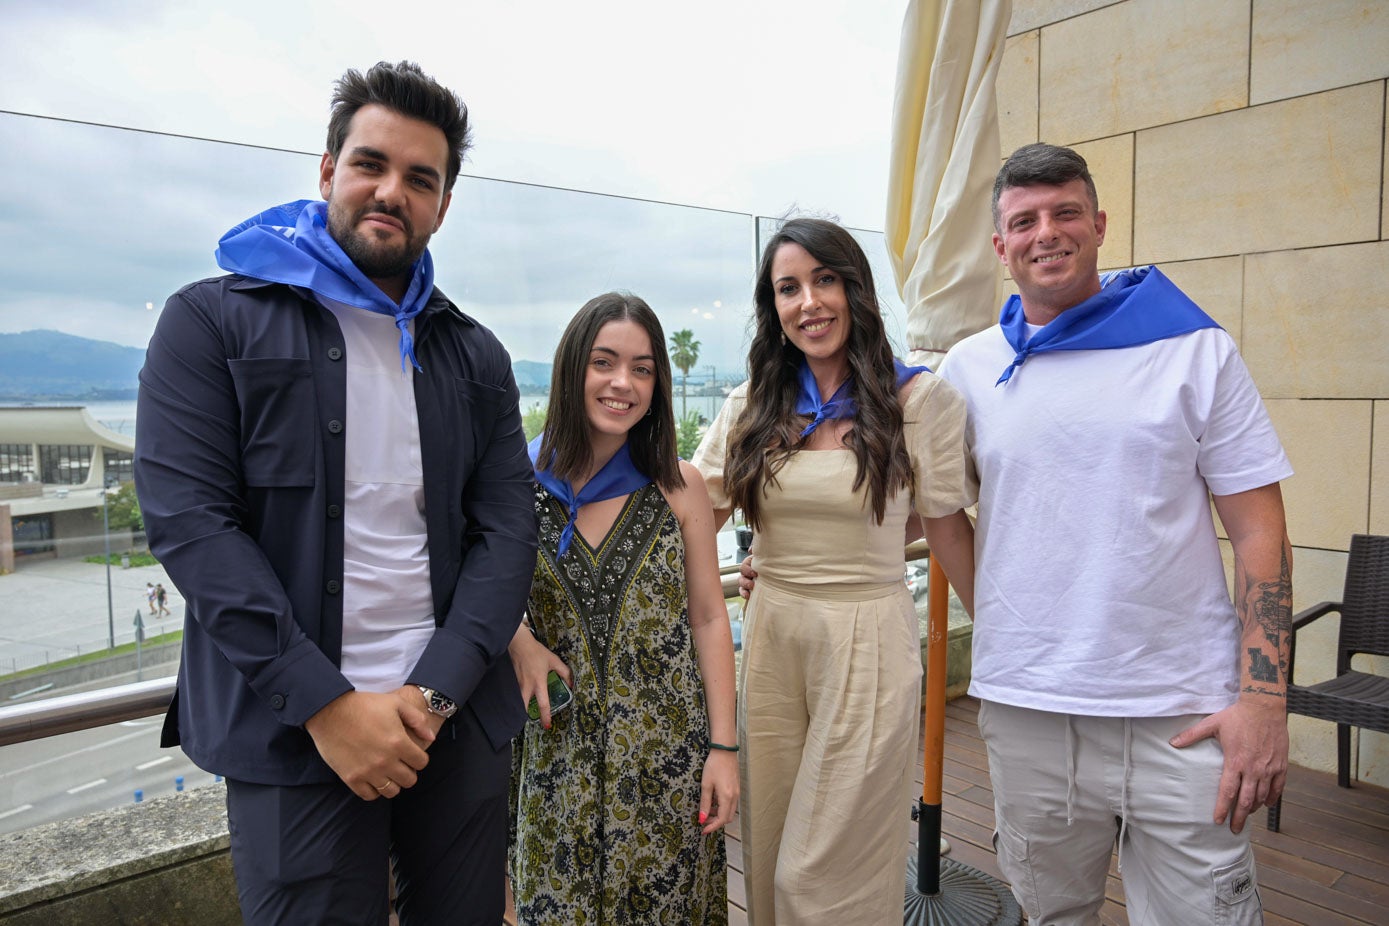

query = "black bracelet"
[{"left": 708, "top": 741, "right": 739, "bottom": 753}]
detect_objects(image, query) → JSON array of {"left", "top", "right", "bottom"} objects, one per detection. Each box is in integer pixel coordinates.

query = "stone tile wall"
[{"left": 996, "top": 0, "right": 1389, "bottom": 786}]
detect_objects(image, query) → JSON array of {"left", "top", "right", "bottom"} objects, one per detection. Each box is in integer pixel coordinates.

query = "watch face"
[{"left": 421, "top": 687, "right": 458, "bottom": 717}]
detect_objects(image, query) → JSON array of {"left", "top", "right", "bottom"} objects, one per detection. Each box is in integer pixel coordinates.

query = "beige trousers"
[
  {"left": 978, "top": 701, "right": 1263, "bottom": 926},
  {"left": 739, "top": 576, "right": 923, "bottom": 925}
]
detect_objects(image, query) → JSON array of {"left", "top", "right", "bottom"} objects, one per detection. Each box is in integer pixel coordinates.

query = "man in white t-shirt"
[{"left": 936, "top": 143, "right": 1292, "bottom": 925}]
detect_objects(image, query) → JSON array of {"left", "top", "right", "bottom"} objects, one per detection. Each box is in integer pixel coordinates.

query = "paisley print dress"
[{"left": 511, "top": 482, "right": 728, "bottom": 925}]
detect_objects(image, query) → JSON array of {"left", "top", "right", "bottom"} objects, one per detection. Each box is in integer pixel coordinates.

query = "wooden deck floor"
[{"left": 723, "top": 697, "right": 1389, "bottom": 924}]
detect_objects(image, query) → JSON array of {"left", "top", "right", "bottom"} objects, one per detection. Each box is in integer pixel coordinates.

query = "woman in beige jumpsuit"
[{"left": 694, "top": 218, "right": 975, "bottom": 924}]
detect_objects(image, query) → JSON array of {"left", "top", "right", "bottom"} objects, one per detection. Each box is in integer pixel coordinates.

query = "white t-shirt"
[
  {"left": 322, "top": 298, "right": 435, "bottom": 693},
  {"left": 938, "top": 325, "right": 1292, "bottom": 717}
]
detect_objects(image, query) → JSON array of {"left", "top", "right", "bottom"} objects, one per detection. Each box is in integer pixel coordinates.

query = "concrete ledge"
[{"left": 0, "top": 783, "right": 238, "bottom": 925}]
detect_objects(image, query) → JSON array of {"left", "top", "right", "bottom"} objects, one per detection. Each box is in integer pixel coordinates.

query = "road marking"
[
  {"left": 0, "top": 804, "right": 34, "bottom": 820},
  {"left": 67, "top": 778, "right": 108, "bottom": 794},
  {"left": 0, "top": 727, "right": 159, "bottom": 782},
  {"left": 136, "top": 756, "right": 172, "bottom": 771}
]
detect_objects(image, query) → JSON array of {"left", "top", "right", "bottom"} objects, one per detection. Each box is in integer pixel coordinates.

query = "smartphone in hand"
[{"left": 527, "top": 670, "right": 574, "bottom": 723}]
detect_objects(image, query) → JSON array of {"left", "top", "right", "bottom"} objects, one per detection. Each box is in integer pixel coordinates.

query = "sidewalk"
[{"left": 0, "top": 557, "right": 183, "bottom": 675}]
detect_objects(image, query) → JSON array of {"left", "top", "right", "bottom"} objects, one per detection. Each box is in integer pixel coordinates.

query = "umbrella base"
[{"left": 904, "top": 855, "right": 1022, "bottom": 926}]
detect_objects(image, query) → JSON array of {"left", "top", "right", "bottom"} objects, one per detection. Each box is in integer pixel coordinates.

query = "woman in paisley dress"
[
  {"left": 508, "top": 292, "right": 738, "bottom": 925},
  {"left": 693, "top": 219, "right": 976, "bottom": 924}
]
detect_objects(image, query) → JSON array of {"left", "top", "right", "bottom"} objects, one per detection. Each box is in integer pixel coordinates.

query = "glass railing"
[{"left": 0, "top": 109, "right": 917, "bottom": 837}]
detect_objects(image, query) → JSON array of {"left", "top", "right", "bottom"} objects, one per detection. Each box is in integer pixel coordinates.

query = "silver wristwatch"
[{"left": 416, "top": 686, "right": 459, "bottom": 719}]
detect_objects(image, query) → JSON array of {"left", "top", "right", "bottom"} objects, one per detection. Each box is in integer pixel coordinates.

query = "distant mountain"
[
  {"left": 0, "top": 330, "right": 145, "bottom": 400},
  {"left": 511, "top": 359, "right": 551, "bottom": 390},
  {"left": 0, "top": 329, "right": 555, "bottom": 400}
]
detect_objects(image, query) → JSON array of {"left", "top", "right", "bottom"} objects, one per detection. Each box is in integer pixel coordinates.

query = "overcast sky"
[{"left": 0, "top": 0, "right": 913, "bottom": 369}]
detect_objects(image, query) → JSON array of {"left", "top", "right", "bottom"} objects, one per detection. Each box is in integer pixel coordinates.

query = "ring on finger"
[{"left": 375, "top": 780, "right": 395, "bottom": 793}]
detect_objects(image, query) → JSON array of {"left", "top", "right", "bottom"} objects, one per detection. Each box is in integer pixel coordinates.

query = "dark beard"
[{"left": 328, "top": 204, "right": 428, "bottom": 280}]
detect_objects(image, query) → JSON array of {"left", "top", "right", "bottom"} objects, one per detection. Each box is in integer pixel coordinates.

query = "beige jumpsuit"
[{"left": 694, "top": 377, "right": 974, "bottom": 925}]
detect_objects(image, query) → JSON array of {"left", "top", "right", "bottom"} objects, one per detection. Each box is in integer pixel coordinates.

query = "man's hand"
[
  {"left": 737, "top": 555, "right": 757, "bottom": 600},
  {"left": 1170, "top": 696, "right": 1288, "bottom": 834},
  {"left": 395, "top": 685, "right": 447, "bottom": 747},
  {"left": 304, "top": 690, "right": 434, "bottom": 801}
]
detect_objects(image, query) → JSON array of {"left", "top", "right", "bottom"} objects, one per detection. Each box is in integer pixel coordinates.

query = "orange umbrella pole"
[
  {"left": 913, "top": 553, "right": 950, "bottom": 895},
  {"left": 923, "top": 555, "right": 948, "bottom": 804}
]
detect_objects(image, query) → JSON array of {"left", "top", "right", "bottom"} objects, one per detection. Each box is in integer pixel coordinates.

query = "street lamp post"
[{"left": 101, "top": 476, "right": 116, "bottom": 649}]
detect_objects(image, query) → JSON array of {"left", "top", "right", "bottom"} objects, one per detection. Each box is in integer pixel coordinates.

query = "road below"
[{"left": 0, "top": 713, "right": 215, "bottom": 836}]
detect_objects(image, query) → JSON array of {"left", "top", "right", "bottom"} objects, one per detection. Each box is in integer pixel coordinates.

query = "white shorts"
[{"left": 978, "top": 700, "right": 1263, "bottom": 926}]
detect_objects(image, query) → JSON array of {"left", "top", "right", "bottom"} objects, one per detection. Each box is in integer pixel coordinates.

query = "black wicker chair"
[{"left": 1268, "top": 533, "right": 1389, "bottom": 832}]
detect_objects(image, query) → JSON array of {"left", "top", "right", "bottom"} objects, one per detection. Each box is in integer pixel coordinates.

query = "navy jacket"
[{"left": 135, "top": 275, "right": 537, "bottom": 785}]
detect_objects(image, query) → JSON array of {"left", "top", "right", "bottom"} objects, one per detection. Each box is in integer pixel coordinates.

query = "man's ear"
[{"left": 318, "top": 152, "right": 336, "bottom": 201}]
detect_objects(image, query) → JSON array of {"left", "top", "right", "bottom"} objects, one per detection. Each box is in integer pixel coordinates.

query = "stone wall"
[
  {"left": 996, "top": 0, "right": 1389, "bottom": 784},
  {"left": 0, "top": 784, "right": 237, "bottom": 925}
]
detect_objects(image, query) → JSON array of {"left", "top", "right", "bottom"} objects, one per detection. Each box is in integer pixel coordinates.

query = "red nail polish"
[{"left": 699, "top": 811, "right": 708, "bottom": 824}]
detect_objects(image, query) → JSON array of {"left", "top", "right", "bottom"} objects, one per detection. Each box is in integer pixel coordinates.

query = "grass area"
[
  {"left": 1, "top": 629, "right": 182, "bottom": 683},
  {"left": 84, "top": 552, "right": 161, "bottom": 568}
]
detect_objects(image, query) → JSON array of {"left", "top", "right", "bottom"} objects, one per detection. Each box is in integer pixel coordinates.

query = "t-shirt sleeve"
[
  {"left": 692, "top": 385, "right": 746, "bottom": 512},
  {"left": 903, "top": 372, "right": 978, "bottom": 517},
  {"left": 1197, "top": 335, "right": 1293, "bottom": 496}
]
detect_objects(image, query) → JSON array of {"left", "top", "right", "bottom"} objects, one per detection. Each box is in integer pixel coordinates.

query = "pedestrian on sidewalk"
[{"left": 155, "top": 583, "right": 171, "bottom": 617}]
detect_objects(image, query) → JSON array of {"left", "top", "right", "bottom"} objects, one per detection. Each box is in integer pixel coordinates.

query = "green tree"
[
  {"left": 668, "top": 329, "right": 701, "bottom": 418},
  {"left": 522, "top": 403, "right": 548, "bottom": 442},
  {"left": 97, "top": 481, "right": 143, "bottom": 533},
  {"left": 676, "top": 410, "right": 704, "bottom": 461}
]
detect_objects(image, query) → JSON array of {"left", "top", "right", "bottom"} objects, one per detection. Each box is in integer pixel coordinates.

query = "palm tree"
[{"left": 668, "top": 329, "right": 700, "bottom": 418}]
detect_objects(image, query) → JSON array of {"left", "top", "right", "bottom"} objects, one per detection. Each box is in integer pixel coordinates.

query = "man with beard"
[{"left": 135, "top": 61, "right": 537, "bottom": 925}]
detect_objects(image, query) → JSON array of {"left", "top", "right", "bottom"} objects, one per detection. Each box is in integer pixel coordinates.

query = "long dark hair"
[
  {"left": 724, "top": 218, "right": 911, "bottom": 530},
  {"left": 539, "top": 292, "right": 684, "bottom": 492}
]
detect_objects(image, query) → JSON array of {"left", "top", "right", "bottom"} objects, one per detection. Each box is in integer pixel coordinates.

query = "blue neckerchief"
[
  {"left": 796, "top": 358, "right": 930, "bottom": 437},
  {"left": 215, "top": 199, "right": 435, "bottom": 372},
  {"left": 529, "top": 436, "right": 652, "bottom": 557},
  {"left": 995, "top": 266, "right": 1220, "bottom": 385}
]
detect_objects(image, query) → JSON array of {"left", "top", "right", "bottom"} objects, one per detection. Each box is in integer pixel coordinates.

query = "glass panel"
[
  {"left": 0, "top": 110, "right": 920, "bottom": 839},
  {"left": 441, "top": 177, "right": 754, "bottom": 428},
  {"left": 0, "top": 112, "right": 764, "bottom": 839}
]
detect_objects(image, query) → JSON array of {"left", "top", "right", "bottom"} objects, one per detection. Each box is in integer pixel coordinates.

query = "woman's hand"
[
  {"left": 698, "top": 749, "right": 740, "bottom": 834},
  {"left": 508, "top": 624, "right": 572, "bottom": 730}
]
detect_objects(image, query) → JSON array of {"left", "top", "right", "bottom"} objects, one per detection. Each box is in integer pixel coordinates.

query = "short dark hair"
[
  {"left": 992, "top": 143, "right": 1099, "bottom": 231},
  {"left": 539, "top": 292, "right": 684, "bottom": 493},
  {"left": 326, "top": 61, "right": 471, "bottom": 192}
]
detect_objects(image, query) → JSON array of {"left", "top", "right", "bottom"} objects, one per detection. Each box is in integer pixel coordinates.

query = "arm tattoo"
[{"left": 1237, "top": 543, "right": 1291, "bottom": 695}]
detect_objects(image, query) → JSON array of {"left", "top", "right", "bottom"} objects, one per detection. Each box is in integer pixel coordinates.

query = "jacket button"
[
  {"left": 269, "top": 694, "right": 286, "bottom": 710},
  {"left": 326, "top": 580, "right": 341, "bottom": 594},
  {"left": 327, "top": 504, "right": 342, "bottom": 518},
  {"left": 327, "top": 347, "right": 343, "bottom": 361},
  {"left": 328, "top": 419, "right": 343, "bottom": 434}
]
